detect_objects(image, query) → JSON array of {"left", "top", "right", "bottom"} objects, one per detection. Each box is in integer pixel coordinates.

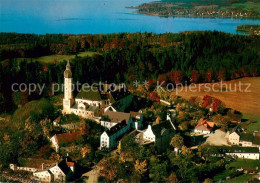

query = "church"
[{"left": 62, "top": 61, "right": 133, "bottom": 119}]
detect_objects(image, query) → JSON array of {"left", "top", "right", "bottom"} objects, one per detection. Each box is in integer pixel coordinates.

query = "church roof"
[
  {"left": 110, "top": 88, "right": 131, "bottom": 103},
  {"left": 76, "top": 86, "right": 103, "bottom": 101}
]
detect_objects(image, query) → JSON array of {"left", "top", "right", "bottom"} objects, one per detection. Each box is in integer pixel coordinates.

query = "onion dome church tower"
[{"left": 63, "top": 60, "right": 74, "bottom": 114}]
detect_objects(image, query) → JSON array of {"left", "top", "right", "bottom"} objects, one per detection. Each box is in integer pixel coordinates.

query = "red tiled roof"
[
  {"left": 66, "top": 162, "right": 75, "bottom": 167},
  {"left": 55, "top": 131, "right": 84, "bottom": 145},
  {"left": 195, "top": 120, "right": 215, "bottom": 131}
]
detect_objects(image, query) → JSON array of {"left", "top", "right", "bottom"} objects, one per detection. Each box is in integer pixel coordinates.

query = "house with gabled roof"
[
  {"left": 33, "top": 157, "right": 75, "bottom": 182},
  {"left": 100, "top": 120, "right": 129, "bottom": 149},
  {"left": 228, "top": 126, "right": 243, "bottom": 145},
  {"left": 240, "top": 133, "right": 254, "bottom": 147},
  {"left": 50, "top": 131, "right": 84, "bottom": 152},
  {"left": 101, "top": 110, "right": 132, "bottom": 129},
  {"left": 136, "top": 120, "right": 175, "bottom": 153},
  {"left": 194, "top": 120, "right": 215, "bottom": 134}
]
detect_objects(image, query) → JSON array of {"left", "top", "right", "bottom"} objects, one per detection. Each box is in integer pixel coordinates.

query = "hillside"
[{"left": 175, "top": 77, "right": 260, "bottom": 117}]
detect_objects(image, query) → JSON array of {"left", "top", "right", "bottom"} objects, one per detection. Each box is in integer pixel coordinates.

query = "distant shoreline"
[{"left": 127, "top": 1, "right": 260, "bottom": 20}]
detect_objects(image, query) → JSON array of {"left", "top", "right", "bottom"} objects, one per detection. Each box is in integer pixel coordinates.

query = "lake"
[{"left": 0, "top": 0, "right": 260, "bottom": 34}]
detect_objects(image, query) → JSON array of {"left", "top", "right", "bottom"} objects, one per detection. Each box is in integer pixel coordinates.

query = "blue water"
[{"left": 0, "top": 0, "right": 259, "bottom": 34}]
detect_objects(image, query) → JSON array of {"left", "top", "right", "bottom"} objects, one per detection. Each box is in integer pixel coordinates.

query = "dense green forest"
[{"left": 0, "top": 31, "right": 259, "bottom": 112}]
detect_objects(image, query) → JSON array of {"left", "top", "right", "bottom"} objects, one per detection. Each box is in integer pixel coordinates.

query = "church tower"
[{"left": 63, "top": 60, "right": 74, "bottom": 114}]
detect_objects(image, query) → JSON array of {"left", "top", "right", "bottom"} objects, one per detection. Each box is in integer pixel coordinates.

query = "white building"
[
  {"left": 101, "top": 111, "right": 132, "bottom": 129},
  {"left": 224, "top": 147, "right": 259, "bottom": 160},
  {"left": 33, "top": 158, "right": 75, "bottom": 182},
  {"left": 136, "top": 121, "right": 174, "bottom": 153},
  {"left": 50, "top": 131, "right": 83, "bottom": 152},
  {"left": 228, "top": 126, "right": 243, "bottom": 145},
  {"left": 100, "top": 121, "right": 129, "bottom": 149},
  {"left": 62, "top": 61, "right": 132, "bottom": 119},
  {"left": 194, "top": 120, "right": 215, "bottom": 135}
]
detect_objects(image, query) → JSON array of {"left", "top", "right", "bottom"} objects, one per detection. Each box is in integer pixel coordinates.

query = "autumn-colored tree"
[
  {"left": 170, "top": 146, "right": 194, "bottom": 180},
  {"left": 217, "top": 68, "right": 226, "bottom": 81},
  {"left": 170, "top": 134, "right": 184, "bottom": 149},
  {"left": 169, "top": 173, "right": 179, "bottom": 183},
  {"left": 81, "top": 144, "right": 92, "bottom": 158},
  {"left": 135, "top": 85, "right": 149, "bottom": 98},
  {"left": 201, "top": 95, "right": 213, "bottom": 108},
  {"left": 150, "top": 91, "right": 160, "bottom": 103},
  {"left": 169, "top": 71, "right": 183, "bottom": 84},
  {"left": 204, "top": 178, "right": 213, "bottom": 183},
  {"left": 212, "top": 98, "right": 222, "bottom": 112},
  {"left": 179, "top": 122, "right": 189, "bottom": 131},
  {"left": 99, "top": 157, "right": 120, "bottom": 181},
  {"left": 158, "top": 74, "right": 167, "bottom": 86},
  {"left": 190, "top": 70, "right": 199, "bottom": 83},
  {"left": 134, "top": 160, "right": 148, "bottom": 175},
  {"left": 205, "top": 69, "right": 213, "bottom": 83}
]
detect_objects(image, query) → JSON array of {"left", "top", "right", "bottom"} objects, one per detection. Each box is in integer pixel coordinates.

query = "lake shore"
[{"left": 128, "top": 1, "right": 260, "bottom": 20}]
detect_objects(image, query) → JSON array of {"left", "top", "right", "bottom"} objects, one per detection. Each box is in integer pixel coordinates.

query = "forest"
[{"left": 0, "top": 31, "right": 259, "bottom": 113}]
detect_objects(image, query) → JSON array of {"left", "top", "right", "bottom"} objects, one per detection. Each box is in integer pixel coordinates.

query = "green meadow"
[{"left": 2, "top": 51, "right": 98, "bottom": 64}]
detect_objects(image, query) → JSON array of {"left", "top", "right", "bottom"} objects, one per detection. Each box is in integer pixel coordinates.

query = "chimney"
[{"left": 42, "top": 163, "right": 45, "bottom": 170}]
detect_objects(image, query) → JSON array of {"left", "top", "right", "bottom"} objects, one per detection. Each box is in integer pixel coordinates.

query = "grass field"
[
  {"left": 174, "top": 77, "right": 260, "bottom": 117},
  {"left": 242, "top": 113, "right": 260, "bottom": 132},
  {"left": 228, "top": 159, "right": 260, "bottom": 169},
  {"left": 3, "top": 51, "right": 98, "bottom": 64},
  {"left": 225, "top": 174, "right": 253, "bottom": 183}
]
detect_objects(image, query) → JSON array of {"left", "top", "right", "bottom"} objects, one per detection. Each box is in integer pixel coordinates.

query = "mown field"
[
  {"left": 2, "top": 51, "right": 98, "bottom": 64},
  {"left": 175, "top": 77, "right": 260, "bottom": 118}
]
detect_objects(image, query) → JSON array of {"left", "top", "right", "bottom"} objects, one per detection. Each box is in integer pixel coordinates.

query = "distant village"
[
  {"left": 134, "top": 1, "right": 260, "bottom": 19},
  {"left": 6, "top": 61, "right": 260, "bottom": 182}
]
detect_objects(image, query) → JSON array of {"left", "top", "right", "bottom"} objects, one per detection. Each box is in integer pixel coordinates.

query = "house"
[
  {"left": 228, "top": 126, "right": 243, "bottom": 145},
  {"left": 137, "top": 121, "right": 174, "bottom": 153},
  {"left": 100, "top": 120, "right": 129, "bottom": 149},
  {"left": 33, "top": 157, "right": 75, "bottom": 182},
  {"left": 194, "top": 120, "right": 215, "bottom": 134},
  {"left": 224, "top": 147, "right": 259, "bottom": 160},
  {"left": 62, "top": 60, "right": 132, "bottom": 119},
  {"left": 240, "top": 133, "right": 254, "bottom": 147},
  {"left": 101, "top": 111, "right": 132, "bottom": 129},
  {"left": 50, "top": 131, "right": 84, "bottom": 152}
]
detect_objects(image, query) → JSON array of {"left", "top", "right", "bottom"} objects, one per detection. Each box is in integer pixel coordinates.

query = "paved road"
[{"left": 82, "top": 166, "right": 100, "bottom": 183}]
